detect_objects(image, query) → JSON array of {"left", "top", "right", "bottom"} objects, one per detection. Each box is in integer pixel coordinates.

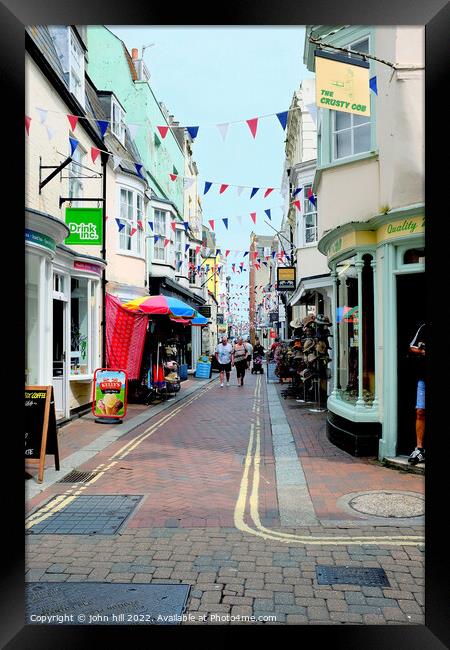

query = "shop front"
[
  {"left": 318, "top": 206, "right": 425, "bottom": 459},
  {"left": 26, "top": 208, "right": 105, "bottom": 422}
]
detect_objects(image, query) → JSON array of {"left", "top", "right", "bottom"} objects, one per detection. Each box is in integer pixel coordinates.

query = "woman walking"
[{"left": 233, "top": 336, "right": 249, "bottom": 386}]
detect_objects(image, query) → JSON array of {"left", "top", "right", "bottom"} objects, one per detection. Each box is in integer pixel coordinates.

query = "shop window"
[
  {"left": 25, "top": 254, "right": 40, "bottom": 385},
  {"left": 403, "top": 248, "right": 425, "bottom": 264},
  {"left": 71, "top": 278, "right": 89, "bottom": 375},
  {"left": 154, "top": 209, "right": 167, "bottom": 262}
]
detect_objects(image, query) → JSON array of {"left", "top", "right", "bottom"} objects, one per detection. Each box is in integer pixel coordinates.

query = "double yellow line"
[
  {"left": 26, "top": 384, "right": 215, "bottom": 530},
  {"left": 233, "top": 376, "right": 425, "bottom": 547}
]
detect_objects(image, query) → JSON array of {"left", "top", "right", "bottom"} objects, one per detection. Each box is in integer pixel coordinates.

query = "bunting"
[
  {"left": 217, "top": 123, "right": 229, "bottom": 141},
  {"left": 135, "top": 163, "right": 144, "bottom": 179},
  {"left": 130, "top": 227, "right": 137, "bottom": 237},
  {"left": 97, "top": 120, "right": 109, "bottom": 138},
  {"left": 187, "top": 126, "right": 199, "bottom": 139},
  {"left": 113, "top": 155, "right": 122, "bottom": 170},
  {"left": 246, "top": 117, "right": 259, "bottom": 138},
  {"left": 164, "top": 238, "right": 170, "bottom": 247},
  {"left": 276, "top": 111, "right": 288, "bottom": 130},
  {"left": 46, "top": 126, "right": 55, "bottom": 141},
  {"left": 264, "top": 209, "right": 272, "bottom": 221},
  {"left": 157, "top": 126, "right": 169, "bottom": 139},
  {"left": 148, "top": 221, "right": 154, "bottom": 231},
  {"left": 169, "top": 174, "right": 177, "bottom": 181},
  {"left": 369, "top": 76, "right": 378, "bottom": 95},
  {"left": 67, "top": 114, "right": 79, "bottom": 131},
  {"left": 250, "top": 212, "right": 256, "bottom": 224},
  {"left": 183, "top": 222, "right": 189, "bottom": 232},
  {"left": 91, "top": 147, "right": 100, "bottom": 164},
  {"left": 36, "top": 108, "right": 47, "bottom": 124},
  {"left": 69, "top": 137, "right": 78, "bottom": 156},
  {"left": 264, "top": 188, "right": 274, "bottom": 198},
  {"left": 219, "top": 184, "right": 229, "bottom": 194},
  {"left": 115, "top": 219, "right": 125, "bottom": 232},
  {"left": 222, "top": 218, "right": 229, "bottom": 229},
  {"left": 25, "top": 115, "right": 31, "bottom": 136},
  {"left": 208, "top": 220, "right": 215, "bottom": 230},
  {"left": 127, "top": 123, "right": 140, "bottom": 139},
  {"left": 250, "top": 188, "right": 259, "bottom": 199},
  {"left": 204, "top": 181, "right": 213, "bottom": 195}
]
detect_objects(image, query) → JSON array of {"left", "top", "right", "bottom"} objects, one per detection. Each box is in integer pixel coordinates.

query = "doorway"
[
  {"left": 396, "top": 272, "right": 426, "bottom": 455},
  {"left": 53, "top": 299, "right": 67, "bottom": 419}
]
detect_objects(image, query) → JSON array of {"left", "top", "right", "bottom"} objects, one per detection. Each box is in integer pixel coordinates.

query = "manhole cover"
[
  {"left": 26, "top": 583, "right": 190, "bottom": 624},
  {"left": 26, "top": 495, "right": 142, "bottom": 535},
  {"left": 349, "top": 491, "right": 424, "bottom": 518},
  {"left": 316, "top": 566, "right": 390, "bottom": 587},
  {"left": 57, "top": 470, "right": 99, "bottom": 484}
]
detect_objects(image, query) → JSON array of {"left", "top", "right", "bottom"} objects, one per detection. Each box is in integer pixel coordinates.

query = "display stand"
[{"left": 309, "top": 376, "right": 327, "bottom": 413}]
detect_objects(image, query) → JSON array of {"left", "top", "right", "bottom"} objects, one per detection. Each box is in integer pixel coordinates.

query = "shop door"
[
  {"left": 396, "top": 273, "right": 426, "bottom": 455},
  {"left": 53, "top": 298, "right": 67, "bottom": 420}
]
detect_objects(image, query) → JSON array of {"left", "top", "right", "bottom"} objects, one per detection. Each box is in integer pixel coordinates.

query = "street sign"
[
  {"left": 25, "top": 386, "right": 60, "bottom": 483},
  {"left": 277, "top": 267, "right": 296, "bottom": 291}
]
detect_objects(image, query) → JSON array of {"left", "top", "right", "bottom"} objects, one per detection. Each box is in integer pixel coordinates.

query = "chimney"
[{"left": 131, "top": 48, "right": 139, "bottom": 60}]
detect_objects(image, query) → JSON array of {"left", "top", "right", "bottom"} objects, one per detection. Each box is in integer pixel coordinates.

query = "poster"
[{"left": 92, "top": 369, "right": 128, "bottom": 419}]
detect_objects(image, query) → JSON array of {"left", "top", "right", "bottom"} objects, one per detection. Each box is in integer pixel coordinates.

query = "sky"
[{"left": 108, "top": 27, "right": 313, "bottom": 323}]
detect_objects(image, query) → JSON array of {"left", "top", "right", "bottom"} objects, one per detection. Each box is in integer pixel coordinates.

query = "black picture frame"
[{"left": 5, "top": 0, "right": 449, "bottom": 647}]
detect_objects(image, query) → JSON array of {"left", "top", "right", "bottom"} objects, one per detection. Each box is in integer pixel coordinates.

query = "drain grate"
[
  {"left": 27, "top": 495, "right": 142, "bottom": 535},
  {"left": 316, "top": 565, "right": 390, "bottom": 587},
  {"left": 57, "top": 469, "right": 100, "bottom": 484}
]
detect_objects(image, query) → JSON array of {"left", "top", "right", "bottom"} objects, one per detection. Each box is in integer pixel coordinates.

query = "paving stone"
[
  {"left": 282, "top": 567, "right": 301, "bottom": 578},
  {"left": 45, "top": 564, "right": 69, "bottom": 573},
  {"left": 397, "top": 599, "right": 423, "bottom": 614},
  {"left": 366, "top": 597, "right": 398, "bottom": 608},
  {"left": 307, "top": 606, "right": 330, "bottom": 620},
  {"left": 361, "top": 586, "right": 384, "bottom": 597},
  {"left": 294, "top": 585, "right": 314, "bottom": 597},
  {"left": 152, "top": 568, "right": 172, "bottom": 579},
  {"left": 274, "top": 592, "right": 294, "bottom": 605},
  {"left": 275, "top": 605, "right": 306, "bottom": 615},
  {"left": 363, "top": 614, "right": 387, "bottom": 624},
  {"left": 326, "top": 599, "right": 348, "bottom": 612},
  {"left": 25, "top": 568, "right": 46, "bottom": 581},
  {"left": 266, "top": 583, "right": 294, "bottom": 592},
  {"left": 295, "top": 597, "right": 326, "bottom": 608},
  {"left": 345, "top": 591, "right": 367, "bottom": 605},
  {"left": 230, "top": 606, "right": 253, "bottom": 617},
  {"left": 383, "top": 607, "right": 408, "bottom": 621},
  {"left": 245, "top": 579, "right": 264, "bottom": 590},
  {"left": 254, "top": 598, "right": 274, "bottom": 611},
  {"left": 222, "top": 596, "right": 253, "bottom": 606},
  {"left": 330, "top": 612, "right": 363, "bottom": 623},
  {"left": 286, "top": 614, "right": 308, "bottom": 624},
  {"left": 349, "top": 605, "right": 383, "bottom": 615},
  {"left": 39, "top": 574, "right": 69, "bottom": 582},
  {"left": 201, "top": 591, "right": 222, "bottom": 604}
]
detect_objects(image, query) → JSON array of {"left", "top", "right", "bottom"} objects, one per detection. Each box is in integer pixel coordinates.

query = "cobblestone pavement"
[{"left": 25, "top": 371, "right": 425, "bottom": 625}]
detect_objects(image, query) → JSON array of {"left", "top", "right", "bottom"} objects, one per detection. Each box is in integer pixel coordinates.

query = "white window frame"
[
  {"left": 331, "top": 36, "right": 371, "bottom": 162},
  {"left": 111, "top": 96, "right": 126, "bottom": 145},
  {"left": 69, "top": 276, "right": 99, "bottom": 378},
  {"left": 118, "top": 187, "right": 144, "bottom": 257},
  {"left": 68, "top": 143, "right": 86, "bottom": 207},
  {"left": 69, "top": 29, "right": 85, "bottom": 107},
  {"left": 174, "top": 228, "right": 184, "bottom": 274},
  {"left": 153, "top": 209, "right": 167, "bottom": 262},
  {"left": 302, "top": 183, "right": 318, "bottom": 246}
]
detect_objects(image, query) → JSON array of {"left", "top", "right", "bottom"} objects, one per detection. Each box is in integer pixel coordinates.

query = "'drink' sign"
[
  {"left": 315, "top": 49, "right": 370, "bottom": 117},
  {"left": 65, "top": 207, "right": 103, "bottom": 245}
]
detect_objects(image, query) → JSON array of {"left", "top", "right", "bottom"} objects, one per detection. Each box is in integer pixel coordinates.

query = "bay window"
[{"left": 154, "top": 209, "right": 167, "bottom": 261}]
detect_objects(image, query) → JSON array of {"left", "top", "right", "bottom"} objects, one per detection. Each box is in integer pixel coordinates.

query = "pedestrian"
[
  {"left": 215, "top": 335, "right": 233, "bottom": 388},
  {"left": 233, "top": 336, "right": 250, "bottom": 386},
  {"left": 245, "top": 336, "right": 253, "bottom": 370}
]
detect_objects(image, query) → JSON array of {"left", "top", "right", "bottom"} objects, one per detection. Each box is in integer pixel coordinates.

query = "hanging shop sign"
[
  {"left": 315, "top": 49, "right": 370, "bottom": 117},
  {"left": 198, "top": 305, "right": 212, "bottom": 318},
  {"left": 92, "top": 369, "right": 128, "bottom": 419},
  {"left": 65, "top": 207, "right": 103, "bottom": 245},
  {"left": 277, "top": 266, "right": 296, "bottom": 291},
  {"left": 25, "top": 386, "right": 60, "bottom": 483},
  {"left": 270, "top": 312, "right": 279, "bottom": 323}
]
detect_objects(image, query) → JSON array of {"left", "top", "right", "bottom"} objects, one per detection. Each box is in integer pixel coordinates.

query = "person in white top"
[{"left": 215, "top": 336, "right": 234, "bottom": 387}]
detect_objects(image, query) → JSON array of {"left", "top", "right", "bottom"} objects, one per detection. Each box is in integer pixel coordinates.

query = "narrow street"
[{"left": 25, "top": 372, "right": 424, "bottom": 625}]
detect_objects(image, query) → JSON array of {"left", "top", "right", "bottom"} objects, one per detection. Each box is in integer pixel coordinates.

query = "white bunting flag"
[
  {"left": 306, "top": 102, "right": 318, "bottom": 125},
  {"left": 236, "top": 215, "right": 242, "bottom": 224},
  {"left": 217, "top": 122, "right": 229, "bottom": 141},
  {"left": 45, "top": 126, "right": 55, "bottom": 141},
  {"left": 127, "top": 123, "right": 140, "bottom": 139},
  {"left": 113, "top": 155, "right": 122, "bottom": 171},
  {"left": 236, "top": 186, "right": 245, "bottom": 197},
  {"left": 36, "top": 108, "right": 48, "bottom": 124},
  {"left": 183, "top": 177, "right": 195, "bottom": 190}
]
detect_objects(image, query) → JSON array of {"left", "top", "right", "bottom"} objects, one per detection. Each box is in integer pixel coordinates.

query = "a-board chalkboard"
[{"left": 25, "top": 386, "right": 60, "bottom": 483}]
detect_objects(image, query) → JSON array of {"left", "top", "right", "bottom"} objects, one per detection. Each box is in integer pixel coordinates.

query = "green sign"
[
  {"left": 65, "top": 208, "right": 103, "bottom": 245},
  {"left": 25, "top": 229, "right": 56, "bottom": 251}
]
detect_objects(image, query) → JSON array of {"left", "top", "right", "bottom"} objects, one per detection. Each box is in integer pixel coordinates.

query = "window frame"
[
  {"left": 153, "top": 208, "right": 168, "bottom": 262},
  {"left": 69, "top": 28, "right": 85, "bottom": 107},
  {"left": 118, "top": 186, "right": 144, "bottom": 257},
  {"left": 301, "top": 183, "right": 318, "bottom": 247},
  {"left": 68, "top": 141, "right": 86, "bottom": 208},
  {"left": 111, "top": 96, "right": 126, "bottom": 145}
]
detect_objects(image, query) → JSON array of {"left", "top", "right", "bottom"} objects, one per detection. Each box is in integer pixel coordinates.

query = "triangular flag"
[
  {"left": 113, "top": 155, "right": 122, "bottom": 170},
  {"left": 183, "top": 177, "right": 195, "bottom": 190},
  {"left": 45, "top": 126, "right": 55, "bottom": 141},
  {"left": 148, "top": 221, "right": 154, "bottom": 231},
  {"left": 169, "top": 173, "right": 177, "bottom": 181},
  {"left": 157, "top": 126, "right": 169, "bottom": 139},
  {"left": 164, "top": 238, "right": 170, "bottom": 247},
  {"left": 271, "top": 251, "right": 276, "bottom": 258},
  {"left": 195, "top": 245, "right": 201, "bottom": 254},
  {"left": 178, "top": 260, "right": 183, "bottom": 270},
  {"left": 243, "top": 251, "right": 249, "bottom": 257},
  {"left": 225, "top": 250, "right": 230, "bottom": 256},
  {"left": 130, "top": 227, "right": 137, "bottom": 237},
  {"left": 36, "top": 108, "right": 47, "bottom": 124},
  {"left": 252, "top": 251, "right": 258, "bottom": 259},
  {"left": 219, "top": 184, "right": 229, "bottom": 194},
  {"left": 97, "top": 120, "right": 108, "bottom": 138},
  {"left": 309, "top": 194, "right": 317, "bottom": 207},
  {"left": 115, "top": 219, "right": 125, "bottom": 232},
  {"left": 25, "top": 115, "right": 31, "bottom": 136},
  {"left": 222, "top": 218, "right": 228, "bottom": 229},
  {"left": 236, "top": 186, "right": 245, "bottom": 197},
  {"left": 187, "top": 126, "right": 199, "bottom": 140},
  {"left": 293, "top": 200, "right": 301, "bottom": 211},
  {"left": 69, "top": 137, "right": 78, "bottom": 156},
  {"left": 236, "top": 215, "right": 242, "bottom": 224},
  {"left": 293, "top": 187, "right": 302, "bottom": 197},
  {"left": 208, "top": 220, "right": 215, "bottom": 230},
  {"left": 171, "top": 222, "right": 176, "bottom": 232},
  {"left": 369, "top": 76, "right": 378, "bottom": 95},
  {"left": 91, "top": 147, "right": 100, "bottom": 164},
  {"left": 217, "top": 123, "right": 229, "bottom": 141},
  {"left": 183, "top": 222, "right": 189, "bottom": 231},
  {"left": 250, "top": 187, "right": 259, "bottom": 199},
  {"left": 204, "top": 181, "right": 212, "bottom": 195},
  {"left": 127, "top": 123, "right": 140, "bottom": 139},
  {"left": 264, "top": 209, "right": 272, "bottom": 221},
  {"left": 246, "top": 118, "right": 258, "bottom": 138},
  {"left": 137, "top": 220, "right": 144, "bottom": 230},
  {"left": 264, "top": 188, "right": 274, "bottom": 198},
  {"left": 154, "top": 235, "right": 159, "bottom": 242},
  {"left": 216, "top": 249, "right": 221, "bottom": 256},
  {"left": 276, "top": 111, "right": 288, "bottom": 130},
  {"left": 135, "top": 163, "right": 144, "bottom": 178},
  {"left": 67, "top": 114, "right": 79, "bottom": 131},
  {"left": 250, "top": 212, "right": 257, "bottom": 224},
  {"left": 185, "top": 243, "right": 190, "bottom": 252}
]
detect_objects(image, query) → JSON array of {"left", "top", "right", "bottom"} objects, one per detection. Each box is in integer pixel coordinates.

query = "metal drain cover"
[
  {"left": 26, "top": 495, "right": 142, "bottom": 535},
  {"left": 26, "top": 583, "right": 190, "bottom": 624},
  {"left": 316, "top": 566, "right": 390, "bottom": 587},
  {"left": 57, "top": 470, "right": 99, "bottom": 484},
  {"left": 349, "top": 491, "right": 424, "bottom": 518}
]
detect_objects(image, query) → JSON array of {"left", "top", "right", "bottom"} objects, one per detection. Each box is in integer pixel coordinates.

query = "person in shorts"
[{"left": 215, "top": 335, "right": 233, "bottom": 387}]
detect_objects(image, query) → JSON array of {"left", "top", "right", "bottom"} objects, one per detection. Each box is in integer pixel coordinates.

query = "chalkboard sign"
[{"left": 25, "top": 386, "right": 60, "bottom": 483}]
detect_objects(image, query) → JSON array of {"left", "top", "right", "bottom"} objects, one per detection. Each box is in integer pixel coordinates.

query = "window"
[
  {"left": 119, "top": 188, "right": 143, "bottom": 256},
  {"left": 68, "top": 144, "right": 85, "bottom": 207},
  {"left": 332, "top": 37, "right": 371, "bottom": 160},
  {"left": 71, "top": 278, "right": 89, "bottom": 375},
  {"left": 175, "top": 229, "right": 184, "bottom": 272},
  {"left": 69, "top": 29, "right": 85, "bottom": 107},
  {"left": 189, "top": 248, "right": 197, "bottom": 284},
  {"left": 111, "top": 98, "right": 125, "bottom": 145},
  {"left": 25, "top": 254, "right": 40, "bottom": 385},
  {"left": 154, "top": 209, "right": 167, "bottom": 261},
  {"left": 302, "top": 184, "right": 318, "bottom": 244},
  {"left": 403, "top": 248, "right": 425, "bottom": 265}
]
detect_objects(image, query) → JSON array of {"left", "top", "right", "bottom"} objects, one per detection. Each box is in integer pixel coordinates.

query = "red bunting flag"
[
  {"left": 169, "top": 174, "right": 177, "bottom": 181},
  {"left": 157, "top": 126, "right": 169, "bottom": 139},
  {"left": 91, "top": 147, "right": 101, "bottom": 163},
  {"left": 219, "top": 184, "right": 229, "bottom": 194},
  {"left": 250, "top": 212, "right": 257, "bottom": 224},
  {"left": 264, "top": 188, "right": 274, "bottom": 198},
  {"left": 195, "top": 245, "right": 201, "bottom": 254},
  {"left": 164, "top": 238, "right": 170, "bottom": 247},
  {"left": 246, "top": 118, "right": 258, "bottom": 138},
  {"left": 130, "top": 227, "right": 137, "bottom": 237},
  {"left": 137, "top": 220, "right": 143, "bottom": 230},
  {"left": 208, "top": 220, "right": 215, "bottom": 230},
  {"left": 67, "top": 114, "right": 79, "bottom": 131},
  {"left": 225, "top": 250, "right": 230, "bottom": 257},
  {"left": 252, "top": 251, "right": 258, "bottom": 259},
  {"left": 25, "top": 115, "right": 31, "bottom": 136},
  {"left": 293, "top": 200, "right": 301, "bottom": 211},
  {"left": 171, "top": 222, "right": 176, "bottom": 231}
]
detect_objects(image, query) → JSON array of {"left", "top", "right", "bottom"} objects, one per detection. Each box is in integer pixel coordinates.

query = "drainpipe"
[{"left": 101, "top": 152, "right": 108, "bottom": 368}]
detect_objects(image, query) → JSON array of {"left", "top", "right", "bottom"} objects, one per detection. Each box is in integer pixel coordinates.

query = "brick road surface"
[{"left": 25, "top": 371, "right": 425, "bottom": 625}]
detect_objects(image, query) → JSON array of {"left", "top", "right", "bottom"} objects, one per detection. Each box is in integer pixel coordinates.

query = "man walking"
[{"left": 215, "top": 335, "right": 233, "bottom": 387}]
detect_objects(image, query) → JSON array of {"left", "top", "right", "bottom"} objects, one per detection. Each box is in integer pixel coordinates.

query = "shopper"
[
  {"left": 233, "top": 336, "right": 249, "bottom": 386},
  {"left": 215, "top": 335, "right": 233, "bottom": 387},
  {"left": 245, "top": 337, "right": 253, "bottom": 369}
]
